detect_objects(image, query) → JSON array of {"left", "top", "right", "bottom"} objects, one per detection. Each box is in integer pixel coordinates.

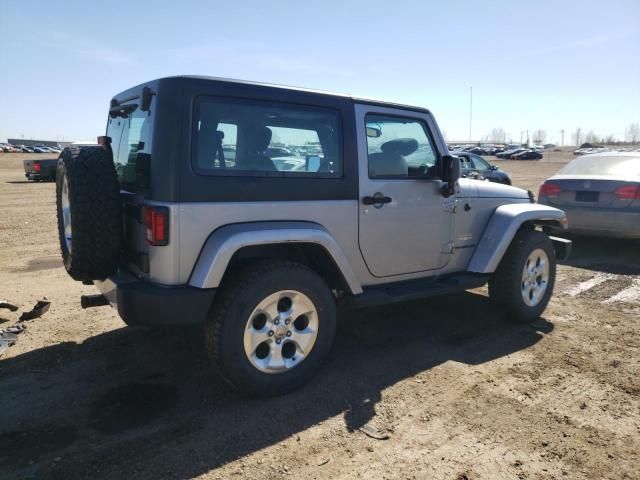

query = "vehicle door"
[{"left": 356, "top": 104, "right": 454, "bottom": 277}]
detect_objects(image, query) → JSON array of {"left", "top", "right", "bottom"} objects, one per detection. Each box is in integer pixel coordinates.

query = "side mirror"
[
  {"left": 366, "top": 124, "right": 382, "bottom": 138},
  {"left": 489, "top": 164, "right": 498, "bottom": 171},
  {"left": 440, "top": 155, "right": 460, "bottom": 197}
]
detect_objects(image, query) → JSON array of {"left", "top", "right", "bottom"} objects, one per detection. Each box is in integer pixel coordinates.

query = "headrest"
[
  {"left": 381, "top": 138, "right": 419, "bottom": 156},
  {"left": 248, "top": 126, "right": 272, "bottom": 151}
]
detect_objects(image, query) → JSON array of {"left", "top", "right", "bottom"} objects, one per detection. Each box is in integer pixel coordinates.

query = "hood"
[{"left": 474, "top": 180, "right": 529, "bottom": 199}]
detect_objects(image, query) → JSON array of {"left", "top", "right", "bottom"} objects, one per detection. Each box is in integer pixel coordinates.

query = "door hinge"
[{"left": 441, "top": 241, "right": 455, "bottom": 254}]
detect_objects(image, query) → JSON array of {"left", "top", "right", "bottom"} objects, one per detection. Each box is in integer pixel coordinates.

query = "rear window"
[
  {"left": 107, "top": 103, "right": 154, "bottom": 192},
  {"left": 560, "top": 155, "right": 640, "bottom": 178},
  {"left": 192, "top": 97, "right": 342, "bottom": 177}
]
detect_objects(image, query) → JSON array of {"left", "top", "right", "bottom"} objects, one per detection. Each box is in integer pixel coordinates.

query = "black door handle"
[{"left": 362, "top": 195, "right": 392, "bottom": 205}]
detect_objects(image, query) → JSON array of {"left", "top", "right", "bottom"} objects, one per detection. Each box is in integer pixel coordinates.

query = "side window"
[
  {"left": 193, "top": 98, "right": 342, "bottom": 176},
  {"left": 459, "top": 155, "right": 473, "bottom": 170},
  {"left": 471, "top": 154, "right": 490, "bottom": 170},
  {"left": 365, "top": 114, "right": 438, "bottom": 178}
]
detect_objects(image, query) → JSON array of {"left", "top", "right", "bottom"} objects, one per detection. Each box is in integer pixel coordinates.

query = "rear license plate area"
[{"left": 575, "top": 191, "right": 599, "bottom": 202}]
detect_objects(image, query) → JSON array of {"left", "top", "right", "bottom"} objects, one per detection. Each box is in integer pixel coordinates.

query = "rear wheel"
[
  {"left": 205, "top": 260, "right": 337, "bottom": 396},
  {"left": 489, "top": 230, "right": 556, "bottom": 323}
]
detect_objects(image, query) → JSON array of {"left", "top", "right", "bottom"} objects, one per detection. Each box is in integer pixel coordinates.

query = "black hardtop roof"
[{"left": 112, "top": 75, "right": 432, "bottom": 115}]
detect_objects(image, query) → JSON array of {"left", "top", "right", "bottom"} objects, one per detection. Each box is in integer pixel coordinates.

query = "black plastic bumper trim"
[{"left": 98, "top": 274, "right": 216, "bottom": 326}]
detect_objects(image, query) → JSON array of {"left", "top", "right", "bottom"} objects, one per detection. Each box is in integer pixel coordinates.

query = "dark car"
[
  {"left": 467, "top": 147, "right": 488, "bottom": 155},
  {"left": 496, "top": 148, "right": 526, "bottom": 159},
  {"left": 456, "top": 152, "right": 512, "bottom": 184},
  {"left": 512, "top": 150, "right": 543, "bottom": 160},
  {"left": 23, "top": 158, "right": 58, "bottom": 181}
]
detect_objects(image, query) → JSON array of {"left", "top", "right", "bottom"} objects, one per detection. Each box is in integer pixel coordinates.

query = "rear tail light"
[
  {"left": 538, "top": 182, "right": 561, "bottom": 198},
  {"left": 33, "top": 162, "right": 41, "bottom": 173},
  {"left": 145, "top": 206, "right": 169, "bottom": 246},
  {"left": 614, "top": 185, "right": 640, "bottom": 200}
]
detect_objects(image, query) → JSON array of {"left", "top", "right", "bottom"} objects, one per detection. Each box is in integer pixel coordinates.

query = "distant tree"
[
  {"left": 627, "top": 123, "right": 640, "bottom": 144},
  {"left": 585, "top": 130, "right": 599, "bottom": 143},
  {"left": 533, "top": 129, "right": 547, "bottom": 144},
  {"left": 604, "top": 134, "right": 616, "bottom": 144},
  {"left": 572, "top": 127, "right": 582, "bottom": 146},
  {"left": 488, "top": 128, "right": 506, "bottom": 143}
]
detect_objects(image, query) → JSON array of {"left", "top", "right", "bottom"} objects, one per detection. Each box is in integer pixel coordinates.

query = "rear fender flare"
[
  {"left": 188, "top": 221, "right": 363, "bottom": 294},
  {"left": 467, "top": 203, "right": 568, "bottom": 273}
]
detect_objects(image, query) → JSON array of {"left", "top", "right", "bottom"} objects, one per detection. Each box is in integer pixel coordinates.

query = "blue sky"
[{"left": 1, "top": 0, "right": 638, "bottom": 144}]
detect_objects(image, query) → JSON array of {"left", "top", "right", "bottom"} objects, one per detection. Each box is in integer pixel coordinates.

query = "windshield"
[{"left": 559, "top": 155, "right": 640, "bottom": 178}]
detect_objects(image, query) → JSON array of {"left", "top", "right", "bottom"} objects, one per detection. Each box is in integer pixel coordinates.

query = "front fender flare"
[
  {"left": 188, "top": 222, "right": 363, "bottom": 294},
  {"left": 467, "top": 203, "right": 568, "bottom": 273}
]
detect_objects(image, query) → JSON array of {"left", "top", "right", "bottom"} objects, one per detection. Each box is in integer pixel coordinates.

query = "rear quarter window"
[{"left": 192, "top": 97, "right": 343, "bottom": 177}]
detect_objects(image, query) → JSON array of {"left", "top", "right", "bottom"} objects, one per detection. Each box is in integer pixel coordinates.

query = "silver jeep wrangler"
[{"left": 55, "top": 76, "right": 570, "bottom": 395}]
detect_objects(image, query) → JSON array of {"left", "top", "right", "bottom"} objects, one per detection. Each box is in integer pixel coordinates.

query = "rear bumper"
[
  {"left": 546, "top": 205, "right": 640, "bottom": 239},
  {"left": 95, "top": 270, "right": 216, "bottom": 326},
  {"left": 25, "top": 173, "right": 53, "bottom": 180}
]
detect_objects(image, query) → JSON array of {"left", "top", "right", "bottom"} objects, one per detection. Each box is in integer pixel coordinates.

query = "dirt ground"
[{"left": 0, "top": 151, "right": 638, "bottom": 480}]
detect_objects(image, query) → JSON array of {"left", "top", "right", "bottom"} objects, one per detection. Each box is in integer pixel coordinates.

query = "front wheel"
[
  {"left": 205, "top": 260, "right": 337, "bottom": 396},
  {"left": 489, "top": 230, "right": 556, "bottom": 323}
]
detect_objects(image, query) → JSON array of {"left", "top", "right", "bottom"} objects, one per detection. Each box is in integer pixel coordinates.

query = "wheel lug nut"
[
  {"left": 285, "top": 318, "right": 290, "bottom": 325},
  {"left": 276, "top": 339, "right": 281, "bottom": 344},
  {"left": 274, "top": 319, "right": 280, "bottom": 325},
  {"left": 286, "top": 331, "right": 292, "bottom": 337},
  {"left": 268, "top": 330, "right": 274, "bottom": 337}
]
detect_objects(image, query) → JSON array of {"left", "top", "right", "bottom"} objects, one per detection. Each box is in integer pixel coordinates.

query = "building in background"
[{"left": 7, "top": 138, "right": 72, "bottom": 148}]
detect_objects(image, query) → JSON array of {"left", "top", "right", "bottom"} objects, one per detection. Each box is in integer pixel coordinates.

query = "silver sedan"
[{"left": 538, "top": 152, "right": 640, "bottom": 239}]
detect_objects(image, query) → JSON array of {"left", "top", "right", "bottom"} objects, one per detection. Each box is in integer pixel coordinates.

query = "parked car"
[
  {"left": 266, "top": 147, "right": 293, "bottom": 157},
  {"left": 270, "top": 157, "right": 307, "bottom": 171},
  {"left": 512, "top": 150, "right": 543, "bottom": 160},
  {"left": 467, "top": 147, "right": 488, "bottom": 155},
  {"left": 32, "top": 146, "right": 49, "bottom": 153},
  {"left": 54, "top": 76, "right": 569, "bottom": 396},
  {"left": 538, "top": 152, "right": 640, "bottom": 239},
  {"left": 496, "top": 148, "right": 526, "bottom": 159},
  {"left": 23, "top": 158, "right": 58, "bottom": 181},
  {"left": 456, "top": 152, "right": 512, "bottom": 184}
]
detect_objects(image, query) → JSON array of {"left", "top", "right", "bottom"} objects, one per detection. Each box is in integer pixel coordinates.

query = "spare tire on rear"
[{"left": 56, "top": 146, "right": 122, "bottom": 281}]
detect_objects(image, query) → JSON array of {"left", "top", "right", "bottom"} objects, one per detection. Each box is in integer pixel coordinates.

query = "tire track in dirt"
[{"left": 561, "top": 272, "right": 640, "bottom": 305}]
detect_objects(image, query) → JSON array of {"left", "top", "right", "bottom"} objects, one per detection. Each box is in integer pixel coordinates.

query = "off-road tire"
[
  {"left": 56, "top": 146, "right": 122, "bottom": 281},
  {"left": 488, "top": 229, "right": 556, "bottom": 323},
  {"left": 205, "top": 260, "right": 337, "bottom": 396}
]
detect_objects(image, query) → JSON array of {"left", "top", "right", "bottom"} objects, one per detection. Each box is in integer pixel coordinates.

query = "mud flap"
[{"left": 549, "top": 236, "right": 572, "bottom": 261}]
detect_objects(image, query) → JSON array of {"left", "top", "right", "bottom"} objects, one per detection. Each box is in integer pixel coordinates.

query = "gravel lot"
[{"left": 0, "top": 152, "right": 638, "bottom": 480}]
